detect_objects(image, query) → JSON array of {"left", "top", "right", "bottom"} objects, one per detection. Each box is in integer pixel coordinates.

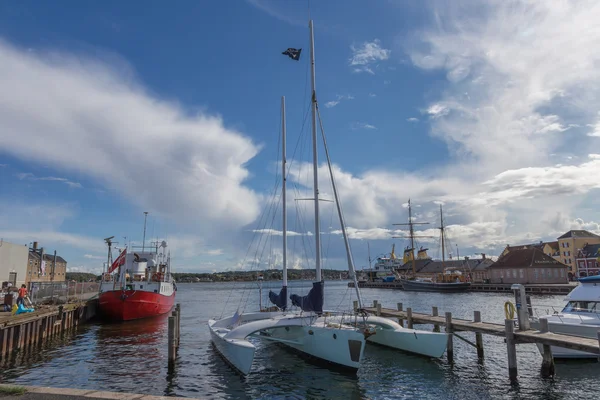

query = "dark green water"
[{"left": 1, "top": 281, "right": 598, "bottom": 399}]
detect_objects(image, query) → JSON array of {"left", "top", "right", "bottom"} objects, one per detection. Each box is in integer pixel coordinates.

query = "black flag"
[{"left": 282, "top": 48, "right": 302, "bottom": 61}]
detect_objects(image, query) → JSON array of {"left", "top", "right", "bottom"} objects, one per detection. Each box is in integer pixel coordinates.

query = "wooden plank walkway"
[
  {"left": 351, "top": 282, "right": 576, "bottom": 294},
  {"left": 363, "top": 306, "right": 600, "bottom": 355}
]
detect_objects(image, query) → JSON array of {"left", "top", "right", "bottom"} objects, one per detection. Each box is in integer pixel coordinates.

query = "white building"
[{"left": 0, "top": 240, "right": 29, "bottom": 288}]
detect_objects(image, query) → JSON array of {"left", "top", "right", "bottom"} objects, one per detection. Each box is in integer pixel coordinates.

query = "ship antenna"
[{"left": 142, "top": 211, "right": 148, "bottom": 252}]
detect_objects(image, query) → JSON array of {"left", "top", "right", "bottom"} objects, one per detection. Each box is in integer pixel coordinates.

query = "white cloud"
[
  {"left": 15, "top": 172, "right": 83, "bottom": 188},
  {"left": 407, "top": 117, "right": 419, "bottom": 122},
  {"left": 324, "top": 94, "right": 354, "bottom": 108},
  {"left": 351, "top": 122, "right": 377, "bottom": 130},
  {"left": 369, "top": 93, "right": 377, "bottom": 97},
  {"left": 251, "top": 228, "right": 306, "bottom": 236},
  {"left": 349, "top": 39, "right": 391, "bottom": 74},
  {"left": 426, "top": 103, "right": 449, "bottom": 118},
  {"left": 0, "top": 39, "right": 261, "bottom": 233},
  {"left": 84, "top": 254, "right": 105, "bottom": 260},
  {"left": 245, "top": 0, "right": 304, "bottom": 26}
]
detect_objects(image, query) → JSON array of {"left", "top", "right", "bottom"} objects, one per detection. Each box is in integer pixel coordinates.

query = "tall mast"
[
  {"left": 408, "top": 200, "right": 415, "bottom": 275},
  {"left": 281, "top": 96, "right": 288, "bottom": 288},
  {"left": 309, "top": 20, "right": 322, "bottom": 282},
  {"left": 142, "top": 211, "right": 148, "bottom": 252},
  {"left": 392, "top": 199, "right": 432, "bottom": 276},
  {"left": 440, "top": 205, "right": 445, "bottom": 265}
]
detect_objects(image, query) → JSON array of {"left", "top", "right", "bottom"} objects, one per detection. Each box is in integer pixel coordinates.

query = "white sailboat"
[{"left": 208, "top": 20, "right": 448, "bottom": 376}]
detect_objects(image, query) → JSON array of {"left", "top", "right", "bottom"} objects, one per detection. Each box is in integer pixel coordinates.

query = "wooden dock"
[
  {"left": 0, "top": 300, "right": 98, "bottom": 361},
  {"left": 350, "top": 281, "right": 575, "bottom": 294},
  {"left": 363, "top": 301, "right": 599, "bottom": 381}
]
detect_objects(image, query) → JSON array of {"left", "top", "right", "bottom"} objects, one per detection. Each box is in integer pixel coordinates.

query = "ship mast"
[
  {"left": 440, "top": 204, "right": 445, "bottom": 266},
  {"left": 392, "top": 199, "right": 432, "bottom": 276}
]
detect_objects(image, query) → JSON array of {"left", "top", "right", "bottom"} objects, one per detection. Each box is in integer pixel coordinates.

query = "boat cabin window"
[{"left": 562, "top": 301, "right": 598, "bottom": 313}]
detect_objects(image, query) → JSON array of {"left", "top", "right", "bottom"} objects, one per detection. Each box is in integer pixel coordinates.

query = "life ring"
[
  {"left": 504, "top": 301, "right": 516, "bottom": 320},
  {"left": 152, "top": 273, "right": 159, "bottom": 282},
  {"left": 103, "top": 273, "right": 111, "bottom": 282}
]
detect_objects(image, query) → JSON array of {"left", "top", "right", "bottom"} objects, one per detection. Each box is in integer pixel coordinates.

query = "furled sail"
[
  {"left": 268, "top": 286, "right": 288, "bottom": 310},
  {"left": 290, "top": 281, "right": 323, "bottom": 313}
]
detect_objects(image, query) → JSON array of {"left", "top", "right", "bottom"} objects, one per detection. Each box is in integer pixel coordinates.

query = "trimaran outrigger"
[{"left": 208, "top": 19, "right": 448, "bottom": 376}]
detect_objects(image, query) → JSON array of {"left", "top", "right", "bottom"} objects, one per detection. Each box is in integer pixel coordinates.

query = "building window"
[
  {"left": 519, "top": 269, "right": 524, "bottom": 278},
  {"left": 560, "top": 269, "right": 564, "bottom": 278},
  {"left": 534, "top": 269, "right": 539, "bottom": 280},
  {"left": 567, "top": 242, "right": 570, "bottom": 248},
  {"left": 512, "top": 269, "right": 517, "bottom": 278}
]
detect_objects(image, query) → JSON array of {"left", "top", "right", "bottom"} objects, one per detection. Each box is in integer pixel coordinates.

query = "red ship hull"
[{"left": 98, "top": 289, "right": 176, "bottom": 322}]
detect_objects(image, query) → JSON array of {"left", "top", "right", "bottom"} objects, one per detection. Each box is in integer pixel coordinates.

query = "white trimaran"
[{"left": 208, "top": 20, "right": 448, "bottom": 375}]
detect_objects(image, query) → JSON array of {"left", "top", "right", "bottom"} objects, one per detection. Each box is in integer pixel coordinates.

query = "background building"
[
  {"left": 26, "top": 242, "right": 68, "bottom": 285},
  {"left": 575, "top": 244, "right": 600, "bottom": 277},
  {"left": 0, "top": 240, "right": 29, "bottom": 288},
  {"left": 557, "top": 230, "right": 600, "bottom": 279},
  {"left": 488, "top": 248, "right": 568, "bottom": 284}
]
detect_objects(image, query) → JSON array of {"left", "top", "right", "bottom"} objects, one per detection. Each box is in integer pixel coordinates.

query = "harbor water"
[{"left": 1, "top": 281, "right": 599, "bottom": 400}]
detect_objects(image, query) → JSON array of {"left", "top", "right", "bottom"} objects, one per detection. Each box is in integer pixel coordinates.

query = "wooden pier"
[
  {"left": 0, "top": 300, "right": 98, "bottom": 361},
  {"left": 350, "top": 281, "right": 575, "bottom": 294},
  {"left": 363, "top": 300, "right": 600, "bottom": 381}
]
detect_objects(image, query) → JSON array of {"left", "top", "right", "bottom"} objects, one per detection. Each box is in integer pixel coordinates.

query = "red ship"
[{"left": 98, "top": 233, "right": 176, "bottom": 322}]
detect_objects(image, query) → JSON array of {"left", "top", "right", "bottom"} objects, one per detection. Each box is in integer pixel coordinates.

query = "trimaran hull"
[
  {"left": 208, "top": 312, "right": 365, "bottom": 375},
  {"left": 209, "top": 312, "right": 449, "bottom": 375}
]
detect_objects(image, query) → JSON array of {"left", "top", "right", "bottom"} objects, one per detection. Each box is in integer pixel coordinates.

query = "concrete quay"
[{"left": 0, "top": 385, "right": 202, "bottom": 400}]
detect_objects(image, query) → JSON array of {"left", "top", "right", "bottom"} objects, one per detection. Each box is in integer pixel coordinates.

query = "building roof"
[
  {"left": 579, "top": 244, "right": 600, "bottom": 258},
  {"left": 491, "top": 248, "right": 563, "bottom": 269},
  {"left": 558, "top": 230, "right": 600, "bottom": 239},
  {"left": 29, "top": 250, "right": 67, "bottom": 264},
  {"left": 399, "top": 258, "right": 493, "bottom": 274}
]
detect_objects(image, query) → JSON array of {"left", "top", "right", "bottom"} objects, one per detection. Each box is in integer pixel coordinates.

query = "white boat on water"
[
  {"left": 530, "top": 275, "right": 600, "bottom": 358},
  {"left": 209, "top": 19, "right": 448, "bottom": 376}
]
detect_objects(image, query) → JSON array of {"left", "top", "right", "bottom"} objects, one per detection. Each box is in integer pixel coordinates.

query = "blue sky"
[{"left": 1, "top": 0, "right": 600, "bottom": 274}]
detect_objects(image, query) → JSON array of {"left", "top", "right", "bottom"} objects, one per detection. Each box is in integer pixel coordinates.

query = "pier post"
[
  {"left": 505, "top": 319, "right": 518, "bottom": 381},
  {"left": 597, "top": 331, "right": 600, "bottom": 363},
  {"left": 432, "top": 306, "right": 440, "bottom": 332},
  {"left": 353, "top": 300, "right": 358, "bottom": 313},
  {"left": 445, "top": 312, "right": 453, "bottom": 363},
  {"left": 372, "top": 300, "right": 378, "bottom": 309},
  {"left": 396, "top": 303, "right": 404, "bottom": 327},
  {"left": 526, "top": 295, "right": 533, "bottom": 317},
  {"left": 511, "top": 284, "right": 530, "bottom": 330},
  {"left": 176, "top": 303, "right": 181, "bottom": 348},
  {"left": 172, "top": 311, "right": 178, "bottom": 350},
  {"left": 168, "top": 315, "right": 176, "bottom": 363},
  {"left": 0, "top": 328, "right": 7, "bottom": 358},
  {"left": 407, "top": 308, "right": 413, "bottom": 329},
  {"left": 376, "top": 303, "right": 382, "bottom": 317},
  {"left": 539, "top": 317, "right": 555, "bottom": 377},
  {"left": 474, "top": 311, "right": 484, "bottom": 359}
]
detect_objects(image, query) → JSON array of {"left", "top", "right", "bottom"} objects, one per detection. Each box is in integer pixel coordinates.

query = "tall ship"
[
  {"left": 98, "top": 214, "right": 176, "bottom": 321},
  {"left": 398, "top": 201, "right": 471, "bottom": 292}
]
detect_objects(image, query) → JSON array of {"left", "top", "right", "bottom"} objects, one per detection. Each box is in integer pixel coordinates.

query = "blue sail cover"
[
  {"left": 268, "top": 286, "right": 288, "bottom": 310},
  {"left": 290, "top": 281, "right": 324, "bottom": 313}
]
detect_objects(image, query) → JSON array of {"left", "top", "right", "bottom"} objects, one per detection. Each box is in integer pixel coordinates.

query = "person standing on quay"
[{"left": 17, "top": 284, "right": 28, "bottom": 306}]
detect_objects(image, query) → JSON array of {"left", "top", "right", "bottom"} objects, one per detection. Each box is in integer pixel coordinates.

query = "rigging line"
[
  {"left": 221, "top": 166, "right": 282, "bottom": 318},
  {"left": 315, "top": 104, "right": 365, "bottom": 311},
  {"left": 234, "top": 99, "right": 284, "bottom": 311}
]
